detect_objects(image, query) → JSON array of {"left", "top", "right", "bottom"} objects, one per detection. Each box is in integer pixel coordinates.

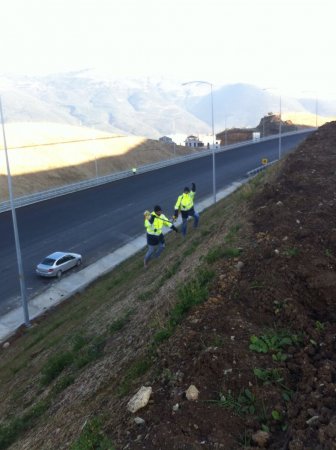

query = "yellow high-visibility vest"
[
  {"left": 145, "top": 212, "right": 171, "bottom": 236},
  {"left": 175, "top": 192, "right": 195, "bottom": 211}
]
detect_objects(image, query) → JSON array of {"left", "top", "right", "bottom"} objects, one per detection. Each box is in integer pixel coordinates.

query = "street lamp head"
[{"left": 182, "top": 80, "right": 212, "bottom": 87}]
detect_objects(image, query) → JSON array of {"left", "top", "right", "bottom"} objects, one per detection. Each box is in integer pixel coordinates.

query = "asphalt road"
[{"left": 0, "top": 131, "right": 312, "bottom": 315}]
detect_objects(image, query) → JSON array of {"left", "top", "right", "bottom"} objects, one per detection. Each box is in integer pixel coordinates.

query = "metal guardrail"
[
  {"left": 247, "top": 160, "right": 277, "bottom": 177},
  {"left": 0, "top": 129, "right": 313, "bottom": 213}
]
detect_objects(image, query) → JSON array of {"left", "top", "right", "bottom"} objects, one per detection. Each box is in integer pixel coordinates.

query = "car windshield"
[{"left": 42, "top": 257, "right": 56, "bottom": 266}]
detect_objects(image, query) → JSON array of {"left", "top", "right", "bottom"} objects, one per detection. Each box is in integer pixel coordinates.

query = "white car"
[{"left": 36, "top": 251, "right": 82, "bottom": 278}]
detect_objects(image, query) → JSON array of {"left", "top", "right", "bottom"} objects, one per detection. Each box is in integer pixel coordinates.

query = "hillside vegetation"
[
  {"left": 0, "top": 122, "right": 336, "bottom": 449},
  {"left": 0, "top": 122, "right": 197, "bottom": 202}
]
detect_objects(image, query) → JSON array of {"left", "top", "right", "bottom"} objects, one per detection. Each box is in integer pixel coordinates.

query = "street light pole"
[
  {"left": 0, "top": 96, "right": 30, "bottom": 327},
  {"left": 182, "top": 80, "right": 216, "bottom": 203}
]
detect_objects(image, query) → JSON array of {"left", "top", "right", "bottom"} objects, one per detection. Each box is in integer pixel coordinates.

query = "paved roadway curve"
[{"left": 0, "top": 132, "right": 312, "bottom": 315}]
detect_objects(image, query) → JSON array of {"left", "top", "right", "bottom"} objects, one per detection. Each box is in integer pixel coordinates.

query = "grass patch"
[
  {"left": 224, "top": 225, "right": 241, "bottom": 244},
  {"left": 117, "top": 357, "right": 153, "bottom": 396},
  {"left": 152, "top": 265, "right": 216, "bottom": 346},
  {"left": 52, "top": 374, "right": 76, "bottom": 395},
  {"left": 40, "top": 351, "right": 74, "bottom": 386},
  {"left": 205, "top": 246, "right": 242, "bottom": 263},
  {"left": 108, "top": 309, "right": 134, "bottom": 334},
  {"left": 69, "top": 418, "right": 115, "bottom": 450},
  {"left": 74, "top": 336, "right": 106, "bottom": 369},
  {"left": 209, "top": 388, "right": 257, "bottom": 416},
  {"left": 170, "top": 267, "right": 215, "bottom": 326},
  {"left": 0, "top": 400, "right": 50, "bottom": 450},
  {"left": 183, "top": 238, "right": 202, "bottom": 256},
  {"left": 249, "top": 329, "right": 301, "bottom": 362}
]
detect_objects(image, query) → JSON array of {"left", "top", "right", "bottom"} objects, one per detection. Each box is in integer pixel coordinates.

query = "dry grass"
[
  {"left": 0, "top": 122, "right": 201, "bottom": 201},
  {"left": 282, "top": 111, "right": 336, "bottom": 127}
]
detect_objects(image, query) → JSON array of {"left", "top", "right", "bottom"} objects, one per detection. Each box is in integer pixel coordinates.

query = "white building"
[{"left": 185, "top": 135, "right": 204, "bottom": 148}]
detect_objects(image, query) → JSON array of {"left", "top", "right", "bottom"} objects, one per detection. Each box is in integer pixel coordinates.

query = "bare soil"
[
  {"left": 1, "top": 122, "right": 336, "bottom": 450},
  {"left": 116, "top": 122, "right": 336, "bottom": 449}
]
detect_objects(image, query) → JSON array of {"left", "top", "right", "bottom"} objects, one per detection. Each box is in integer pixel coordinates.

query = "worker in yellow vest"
[
  {"left": 144, "top": 205, "right": 178, "bottom": 268},
  {"left": 173, "top": 183, "right": 199, "bottom": 237}
]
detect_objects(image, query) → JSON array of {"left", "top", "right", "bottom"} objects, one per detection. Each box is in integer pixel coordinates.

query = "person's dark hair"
[
  {"left": 154, "top": 205, "right": 162, "bottom": 213},
  {"left": 183, "top": 186, "right": 190, "bottom": 193}
]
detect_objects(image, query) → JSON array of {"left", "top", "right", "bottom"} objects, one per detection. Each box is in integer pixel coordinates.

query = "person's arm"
[
  {"left": 191, "top": 182, "right": 196, "bottom": 192},
  {"left": 173, "top": 195, "right": 182, "bottom": 218}
]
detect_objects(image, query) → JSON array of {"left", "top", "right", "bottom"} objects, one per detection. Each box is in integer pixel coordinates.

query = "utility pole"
[{"left": 0, "top": 96, "right": 30, "bottom": 327}]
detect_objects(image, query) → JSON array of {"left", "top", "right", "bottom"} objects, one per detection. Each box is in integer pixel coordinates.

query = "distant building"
[
  {"left": 185, "top": 135, "right": 204, "bottom": 148},
  {"left": 216, "top": 128, "right": 254, "bottom": 146},
  {"left": 159, "top": 136, "right": 174, "bottom": 144},
  {"left": 216, "top": 113, "right": 298, "bottom": 145}
]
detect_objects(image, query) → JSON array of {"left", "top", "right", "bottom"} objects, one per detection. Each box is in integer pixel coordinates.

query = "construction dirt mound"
[
  {"left": 119, "top": 122, "right": 336, "bottom": 449},
  {"left": 1, "top": 122, "right": 336, "bottom": 450}
]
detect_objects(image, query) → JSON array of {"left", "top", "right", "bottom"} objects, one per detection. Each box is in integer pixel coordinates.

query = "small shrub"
[
  {"left": 153, "top": 328, "right": 173, "bottom": 345},
  {"left": 249, "top": 330, "right": 298, "bottom": 356},
  {"left": 118, "top": 357, "right": 152, "bottom": 396},
  {"left": 70, "top": 418, "right": 115, "bottom": 450},
  {"left": 224, "top": 225, "right": 241, "bottom": 243},
  {"left": 253, "top": 368, "right": 283, "bottom": 385},
  {"left": 0, "top": 400, "right": 49, "bottom": 450},
  {"left": 74, "top": 336, "right": 106, "bottom": 369},
  {"left": 72, "top": 334, "right": 90, "bottom": 352},
  {"left": 210, "top": 388, "right": 256, "bottom": 416},
  {"left": 109, "top": 310, "right": 133, "bottom": 334},
  {"left": 40, "top": 352, "right": 74, "bottom": 385},
  {"left": 52, "top": 374, "right": 76, "bottom": 394},
  {"left": 284, "top": 247, "right": 299, "bottom": 257}
]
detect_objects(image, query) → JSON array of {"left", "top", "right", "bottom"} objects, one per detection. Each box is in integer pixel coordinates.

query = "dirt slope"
[
  {"left": 1, "top": 122, "right": 336, "bottom": 450},
  {"left": 0, "top": 122, "right": 195, "bottom": 201},
  {"left": 118, "top": 122, "right": 336, "bottom": 449}
]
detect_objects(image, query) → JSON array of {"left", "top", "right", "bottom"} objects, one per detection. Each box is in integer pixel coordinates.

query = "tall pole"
[
  {"left": 182, "top": 80, "right": 216, "bottom": 203},
  {"left": 0, "top": 97, "right": 30, "bottom": 327},
  {"left": 210, "top": 83, "right": 216, "bottom": 203}
]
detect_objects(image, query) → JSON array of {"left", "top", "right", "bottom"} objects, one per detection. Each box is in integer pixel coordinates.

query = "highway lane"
[{"left": 0, "top": 131, "right": 312, "bottom": 315}]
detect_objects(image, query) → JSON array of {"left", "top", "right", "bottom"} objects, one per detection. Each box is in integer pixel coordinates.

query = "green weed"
[
  {"left": 205, "top": 246, "right": 241, "bottom": 263},
  {"left": 40, "top": 351, "right": 74, "bottom": 386},
  {"left": 211, "top": 388, "right": 256, "bottom": 416},
  {"left": 170, "top": 268, "right": 214, "bottom": 326},
  {"left": 253, "top": 368, "right": 283, "bottom": 385},
  {"left": 284, "top": 247, "right": 299, "bottom": 257},
  {"left": 52, "top": 374, "right": 76, "bottom": 395},
  {"left": 0, "top": 400, "right": 49, "bottom": 450},
  {"left": 137, "top": 289, "right": 155, "bottom": 302},
  {"left": 108, "top": 309, "right": 134, "bottom": 334},
  {"left": 69, "top": 418, "right": 115, "bottom": 450},
  {"left": 249, "top": 330, "right": 298, "bottom": 357},
  {"left": 118, "top": 357, "right": 152, "bottom": 396},
  {"left": 74, "top": 336, "right": 106, "bottom": 369},
  {"left": 224, "top": 225, "right": 241, "bottom": 244},
  {"left": 315, "top": 320, "right": 325, "bottom": 332},
  {"left": 250, "top": 280, "right": 265, "bottom": 290},
  {"left": 72, "top": 334, "right": 90, "bottom": 352},
  {"left": 153, "top": 328, "right": 173, "bottom": 345}
]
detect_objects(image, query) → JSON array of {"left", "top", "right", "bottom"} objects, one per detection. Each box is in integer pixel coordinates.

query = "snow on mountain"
[{"left": 0, "top": 71, "right": 329, "bottom": 139}]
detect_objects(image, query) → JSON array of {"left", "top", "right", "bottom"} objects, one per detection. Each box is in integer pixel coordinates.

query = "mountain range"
[{"left": 0, "top": 70, "right": 334, "bottom": 139}]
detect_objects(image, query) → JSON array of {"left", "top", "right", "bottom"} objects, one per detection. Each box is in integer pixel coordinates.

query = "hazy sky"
[{"left": 1, "top": 0, "right": 335, "bottom": 97}]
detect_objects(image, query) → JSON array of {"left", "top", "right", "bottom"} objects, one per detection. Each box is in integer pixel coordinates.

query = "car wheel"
[
  {"left": 56, "top": 270, "right": 62, "bottom": 279},
  {"left": 76, "top": 259, "right": 82, "bottom": 267}
]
